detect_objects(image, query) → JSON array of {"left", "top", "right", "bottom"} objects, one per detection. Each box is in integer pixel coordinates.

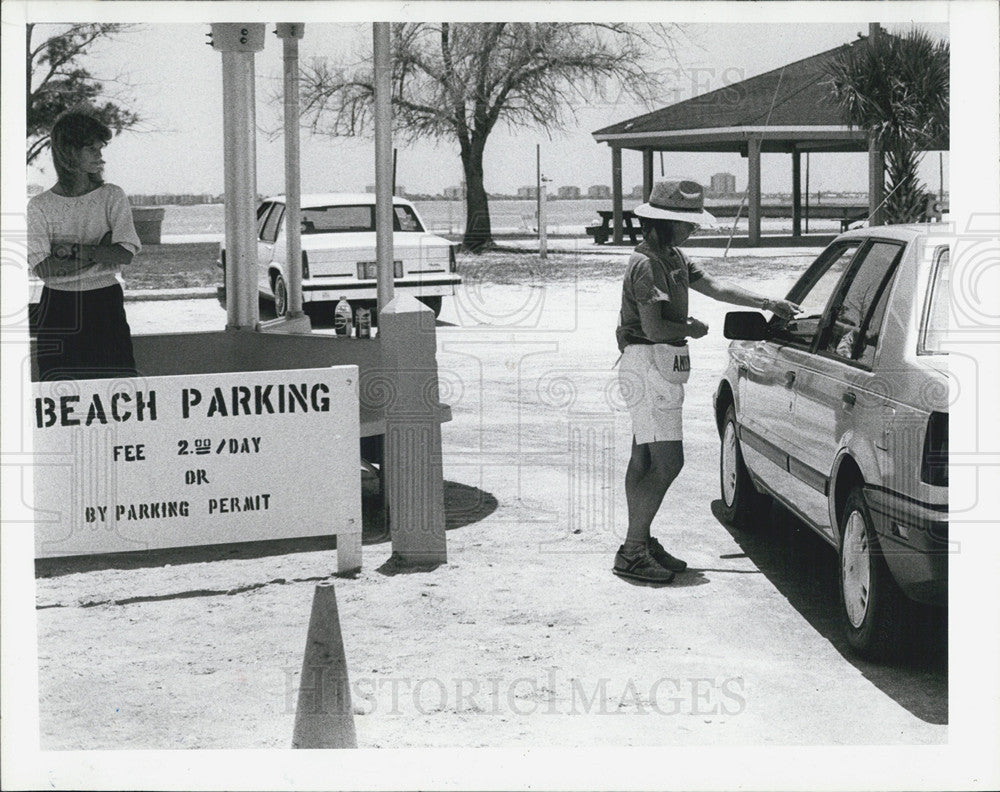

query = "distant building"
[
  {"left": 442, "top": 185, "right": 464, "bottom": 200},
  {"left": 709, "top": 172, "right": 737, "bottom": 197},
  {"left": 587, "top": 185, "right": 611, "bottom": 199},
  {"left": 127, "top": 193, "right": 217, "bottom": 206},
  {"left": 557, "top": 186, "right": 581, "bottom": 200},
  {"left": 517, "top": 186, "right": 539, "bottom": 200}
]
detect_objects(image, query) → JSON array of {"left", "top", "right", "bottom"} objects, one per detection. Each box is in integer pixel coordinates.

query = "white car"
[
  {"left": 220, "top": 193, "right": 461, "bottom": 318},
  {"left": 715, "top": 224, "right": 948, "bottom": 659}
]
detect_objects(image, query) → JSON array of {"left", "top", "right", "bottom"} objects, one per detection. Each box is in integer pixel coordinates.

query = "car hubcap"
[
  {"left": 275, "top": 278, "right": 287, "bottom": 316},
  {"left": 842, "top": 510, "right": 871, "bottom": 629},
  {"left": 722, "top": 420, "right": 738, "bottom": 507}
]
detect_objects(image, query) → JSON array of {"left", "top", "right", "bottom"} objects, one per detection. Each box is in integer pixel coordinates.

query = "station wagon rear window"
[{"left": 298, "top": 204, "right": 425, "bottom": 234}]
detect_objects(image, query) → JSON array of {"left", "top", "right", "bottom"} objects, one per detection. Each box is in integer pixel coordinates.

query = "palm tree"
[{"left": 827, "top": 28, "right": 949, "bottom": 224}]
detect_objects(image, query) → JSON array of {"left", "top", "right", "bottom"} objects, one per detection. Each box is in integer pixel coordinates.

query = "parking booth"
[{"left": 31, "top": 23, "right": 449, "bottom": 571}]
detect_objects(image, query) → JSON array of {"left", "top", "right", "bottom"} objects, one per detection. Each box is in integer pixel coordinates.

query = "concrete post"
[
  {"left": 747, "top": 136, "right": 762, "bottom": 246},
  {"left": 276, "top": 23, "right": 309, "bottom": 328},
  {"left": 373, "top": 23, "right": 395, "bottom": 310},
  {"left": 213, "top": 24, "right": 266, "bottom": 331},
  {"left": 380, "top": 295, "right": 447, "bottom": 565},
  {"left": 642, "top": 149, "right": 654, "bottom": 201},
  {"left": 791, "top": 149, "right": 802, "bottom": 237},
  {"left": 611, "top": 146, "right": 623, "bottom": 245}
]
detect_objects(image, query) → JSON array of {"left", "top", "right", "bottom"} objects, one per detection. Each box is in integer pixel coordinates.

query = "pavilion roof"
[{"left": 593, "top": 35, "right": 948, "bottom": 154}]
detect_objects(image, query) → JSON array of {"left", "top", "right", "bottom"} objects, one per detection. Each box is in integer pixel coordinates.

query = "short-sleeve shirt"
[
  {"left": 616, "top": 241, "right": 704, "bottom": 352},
  {"left": 27, "top": 183, "right": 141, "bottom": 292}
]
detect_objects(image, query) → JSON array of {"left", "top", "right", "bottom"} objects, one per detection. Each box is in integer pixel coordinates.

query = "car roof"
[
  {"left": 263, "top": 193, "right": 414, "bottom": 208},
  {"left": 836, "top": 223, "right": 942, "bottom": 243}
]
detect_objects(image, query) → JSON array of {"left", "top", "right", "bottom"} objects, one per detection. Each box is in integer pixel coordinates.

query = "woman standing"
[
  {"left": 613, "top": 180, "right": 799, "bottom": 584},
  {"left": 28, "top": 111, "right": 141, "bottom": 380}
]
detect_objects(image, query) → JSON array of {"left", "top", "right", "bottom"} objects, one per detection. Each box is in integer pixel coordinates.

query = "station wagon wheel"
[
  {"left": 838, "top": 486, "right": 908, "bottom": 659},
  {"left": 719, "top": 403, "right": 768, "bottom": 529},
  {"left": 272, "top": 272, "right": 288, "bottom": 317}
]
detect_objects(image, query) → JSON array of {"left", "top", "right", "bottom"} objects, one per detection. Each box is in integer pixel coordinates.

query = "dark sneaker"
[
  {"left": 613, "top": 545, "right": 675, "bottom": 584},
  {"left": 648, "top": 537, "right": 687, "bottom": 572}
]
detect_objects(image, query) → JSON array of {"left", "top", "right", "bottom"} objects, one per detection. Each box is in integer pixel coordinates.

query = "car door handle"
[
  {"left": 784, "top": 370, "right": 796, "bottom": 387},
  {"left": 842, "top": 391, "right": 857, "bottom": 406}
]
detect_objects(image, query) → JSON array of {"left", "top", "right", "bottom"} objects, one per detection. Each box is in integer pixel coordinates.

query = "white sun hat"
[{"left": 634, "top": 179, "right": 716, "bottom": 227}]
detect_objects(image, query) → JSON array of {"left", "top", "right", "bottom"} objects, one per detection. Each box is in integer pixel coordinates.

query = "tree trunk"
[
  {"left": 461, "top": 139, "right": 492, "bottom": 251},
  {"left": 885, "top": 144, "right": 926, "bottom": 224}
]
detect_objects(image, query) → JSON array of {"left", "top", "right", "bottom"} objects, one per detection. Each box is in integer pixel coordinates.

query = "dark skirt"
[{"left": 34, "top": 284, "right": 137, "bottom": 381}]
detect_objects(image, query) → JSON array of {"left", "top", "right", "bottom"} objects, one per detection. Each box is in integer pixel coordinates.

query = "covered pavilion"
[{"left": 592, "top": 29, "right": 948, "bottom": 246}]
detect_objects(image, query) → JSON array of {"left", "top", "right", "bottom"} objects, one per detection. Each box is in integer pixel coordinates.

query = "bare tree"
[
  {"left": 299, "top": 23, "right": 683, "bottom": 251},
  {"left": 27, "top": 23, "right": 142, "bottom": 165}
]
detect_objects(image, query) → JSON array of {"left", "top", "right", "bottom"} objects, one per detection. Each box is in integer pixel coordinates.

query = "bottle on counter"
[
  {"left": 357, "top": 306, "right": 372, "bottom": 339},
  {"left": 334, "top": 296, "right": 352, "bottom": 336}
]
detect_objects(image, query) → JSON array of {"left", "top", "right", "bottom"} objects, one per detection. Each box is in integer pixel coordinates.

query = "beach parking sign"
[{"left": 32, "top": 367, "right": 361, "bottom": 561}]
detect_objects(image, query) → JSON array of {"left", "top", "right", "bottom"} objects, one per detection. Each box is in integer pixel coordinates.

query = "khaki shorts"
[{"left": 618, "top": 344, "right": 687, "bottom": 444}]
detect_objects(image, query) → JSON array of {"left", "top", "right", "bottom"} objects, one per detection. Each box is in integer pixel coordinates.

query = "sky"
[{"left": 24, "top": 18, "right": 950, "bottom": 198}]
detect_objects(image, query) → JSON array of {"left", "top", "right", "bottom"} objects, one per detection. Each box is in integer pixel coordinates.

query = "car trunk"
[{"left": 302, "top": 232, "right": 450, "bottom": 279}]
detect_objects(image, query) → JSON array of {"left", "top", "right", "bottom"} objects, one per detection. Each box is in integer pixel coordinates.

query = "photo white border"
[{"left": 3, "top": 2, "right": 998, "bottom": 790}]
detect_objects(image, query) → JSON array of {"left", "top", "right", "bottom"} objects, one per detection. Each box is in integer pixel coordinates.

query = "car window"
[
  {"left": 393, "top": 205, "right": 424, "bottom": 232},
  {"left": 301, "top": 205, "right": 373, "bottom": 233},
  {"left": 819, "top": 241, "right": 904, "bottom": 366},
  {"left": 260, "top": 204, "right": 285, "bottom": 243},
  {"left": 772, "top": 241, "right": 860, "bottom": 347},
  {"left": 920, "top": 246, "right": 950, "bottom": 355},
  {"left": 256, "top": 202, "right": 274, "bottom": 237}
]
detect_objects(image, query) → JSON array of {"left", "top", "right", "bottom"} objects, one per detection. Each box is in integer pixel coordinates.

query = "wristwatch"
[{"left": 52, "top": 243, "right": 78, "bottom": 261}]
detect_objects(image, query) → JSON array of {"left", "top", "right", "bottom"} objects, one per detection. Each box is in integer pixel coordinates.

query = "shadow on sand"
[{"left": 710, "top": 498, "right": 947, "bottom": 725}]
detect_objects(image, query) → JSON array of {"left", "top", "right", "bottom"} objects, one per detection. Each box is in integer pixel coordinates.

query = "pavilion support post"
[
  {"left": 747, "top": 136, "right": 762, "bottom": 246},
  {"left": 868, "top": 134, "right": 885, "bottom": 226},
  {"left": 611, "top": 146, "right": 624, "bottom": 245},
  {"left": 642, "top": 149, "right": 654, "bottom": 202},
  {"left": 791, "top": 149, "right": 802, "bottom": 237}
]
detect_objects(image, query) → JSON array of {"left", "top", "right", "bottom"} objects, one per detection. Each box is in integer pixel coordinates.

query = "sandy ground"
[{"left": 34, "top": 250, "right": 947, "bottom": 749}]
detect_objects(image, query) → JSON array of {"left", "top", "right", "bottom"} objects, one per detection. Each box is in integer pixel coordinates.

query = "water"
[{"left": 158, "top": 198, "right": 844, "bottom": 241}]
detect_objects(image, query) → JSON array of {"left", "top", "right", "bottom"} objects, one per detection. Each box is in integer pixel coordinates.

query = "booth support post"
[
  {"left": 373, "top": 22, "right": 447, "bottom": 565},
  {"left": 272, "top": 23, "right": 311, "bottom": 333},
  {"left": 373, "top": 23, "right": 396, "bottom": 311},
  {"left": 213, "top": 24, "right": 265, "bottom": 331}
]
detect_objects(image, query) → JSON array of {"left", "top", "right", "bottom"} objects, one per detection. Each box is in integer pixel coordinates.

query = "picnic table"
[{"left": 586, "top": 209, "right": 642, "bottom": 245}]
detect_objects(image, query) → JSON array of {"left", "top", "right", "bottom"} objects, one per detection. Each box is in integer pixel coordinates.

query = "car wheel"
[
  {"left": 839, "top": 486, "right": 908, "bottom": 659},
  {"left": 719, "top": 402, "right": 768, "bottom": 529},
  {"left": 417, "top": 296, "right": 442, "bottom": 318},
  {"left": 272, "top": 273, "right": 288, "bottom": 317}
]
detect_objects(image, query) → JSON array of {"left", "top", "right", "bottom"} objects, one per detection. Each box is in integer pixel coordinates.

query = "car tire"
[
  {"left": 839, "top": 486, "right": 909, "bottom": 659},
  {"left": 272, "top": 273, "right": 288, "bottom": 317},
  {"left": 417, "top": 296, "right": 442, "bottom": 318},
  {"left": 719, "top": 402, "right": 769, "bottom": 529}
]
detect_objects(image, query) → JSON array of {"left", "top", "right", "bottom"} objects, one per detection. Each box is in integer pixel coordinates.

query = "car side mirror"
[{"left": 724, "top": 311, "right": 770, "bottom": 341}]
